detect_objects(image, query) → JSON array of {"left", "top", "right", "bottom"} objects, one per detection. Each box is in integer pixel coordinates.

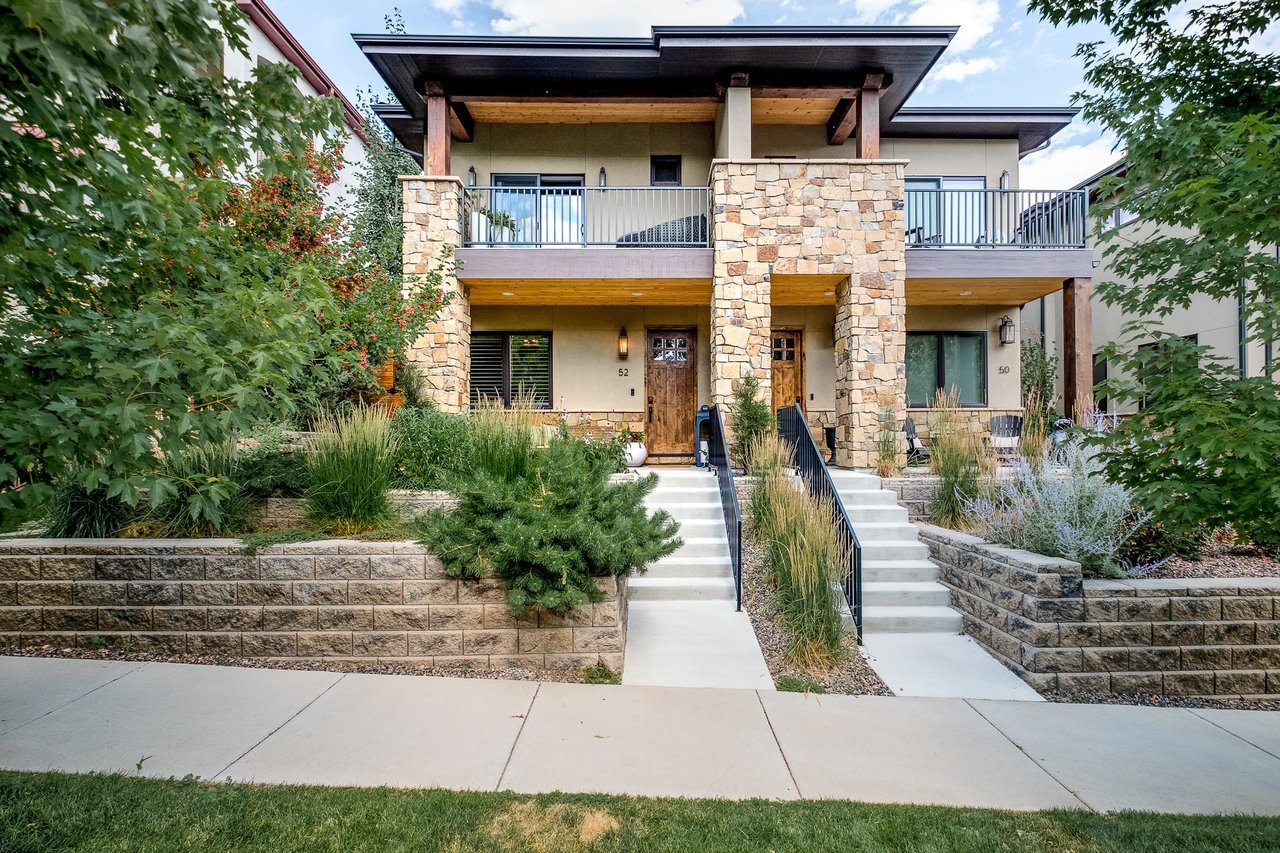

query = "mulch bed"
[
  {"left": 1143, "top": 543, "right": 1279, "bottom": 580},
  {"left": 0, "top": 645, "right": 597, "bottom": 684},
  {"left": 1046, "top": 689, "right": 1280, "bottom": 712}
]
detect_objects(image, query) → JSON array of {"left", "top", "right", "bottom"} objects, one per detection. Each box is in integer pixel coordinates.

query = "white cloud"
[
  {"left": 923, "top": 55, "right": 1001, "bottom": 90},
  {"left": 1019, "top": 133, "right": 1121, "bottom": 190},
  {"left": 847, "top": 0, "right": 899, "bottom": 23},
  {"left": 430, "top": 0, "right": 467, "bottom": 14},
  {"left": 905, "top": 0, "right": 1000, "bottom": 52},
  {"left": 486, "top": 0, "right": 744, "bottom": 36}
]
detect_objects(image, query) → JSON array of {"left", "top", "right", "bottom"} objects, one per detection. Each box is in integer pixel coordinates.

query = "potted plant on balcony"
[
  {"left": 621, "top": 429, "right": 647, "bottom": 468},
  {"left": 465, "top": 190, "right": 517, "bottom": 244}
]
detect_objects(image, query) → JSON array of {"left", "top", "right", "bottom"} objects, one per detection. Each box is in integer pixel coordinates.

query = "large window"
[
  {"left": 906, "top": 332, "right": 987, "bottom": 407},
  {"left": 470, "top": 332, "right": 552, "bottom": 408}
]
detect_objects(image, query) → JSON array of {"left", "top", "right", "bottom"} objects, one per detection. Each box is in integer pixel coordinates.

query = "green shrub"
[
  {"left": 44, "top": 477, "right": 135, "bottom": 538},
  {"left": 927, "top": 389, "right": 985, "bottom": 529},
  {"left": 1119, "top": 516, "right": 1209, "bottom": 566},
  {"left": 732, "top": 373, "right": 775, "bottom": 468},
  {"left": 306, "top": 407, "right": 397, "bottom": 534},
  {"left": 874, "top": 403, "right": 900, "bottom": 478},
  {"left": 581, "top": 664, "right": 621, "bottom": 685},
  {"left": 147, "top": 440, "right": 247, "bottom": 536},
  {"left": 416, "top": 438, "right": 681, "bottom": 615},
  {"left": 390, "top": 407, "right": 472, "bottom": 489},
  {"left": 238, "top": 423, "right": 309, "bottom": 498}
]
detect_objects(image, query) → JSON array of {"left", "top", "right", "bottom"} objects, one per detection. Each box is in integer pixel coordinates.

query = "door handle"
[{"left": 647, "top": 395, "right": 654, "bottom": 421}]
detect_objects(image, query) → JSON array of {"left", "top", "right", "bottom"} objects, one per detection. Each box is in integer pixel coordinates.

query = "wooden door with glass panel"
[
  {"left": 645, "top": 328, "right": 697, "bottom": 459},
  {"left": 770, "top": 329, "right": 804, "bottom": 414}
]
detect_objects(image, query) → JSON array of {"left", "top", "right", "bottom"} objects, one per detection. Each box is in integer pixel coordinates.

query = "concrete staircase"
[
  {"left": 628, "top": 469, "right": 735, "bottom": 602},
  {"left": 828, "top": 470, "right": 962, "bottom": 634},
  {"left": 622, "top": 468, "right": 772, "bottom": 690}
]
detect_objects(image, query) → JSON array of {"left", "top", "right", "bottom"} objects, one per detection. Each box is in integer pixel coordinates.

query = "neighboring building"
[
  {"left": 357, "top": 26, "right": 1094, "bottom": 466},
  {"left": 1026, "top": 161, "right": 1277, "bottom": 414},
  {"left": 229, "top": 0, "right": 368, "bottom": 206}
]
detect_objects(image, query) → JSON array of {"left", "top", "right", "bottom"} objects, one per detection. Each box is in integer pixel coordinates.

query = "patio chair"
[
  {"left": 905, "top": 417, "right": 931, "bottom": 465},
  {"left": 988, "top": 415, "right": 1024, "bottom": 458}
]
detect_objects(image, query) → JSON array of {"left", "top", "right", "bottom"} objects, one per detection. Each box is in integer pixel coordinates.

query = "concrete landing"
[
  {"left": 862, "top": 633, "right": 1044, "bottom": 702},
  {"left": 622, "top": 601, "right": 773, "bottom": 690}
]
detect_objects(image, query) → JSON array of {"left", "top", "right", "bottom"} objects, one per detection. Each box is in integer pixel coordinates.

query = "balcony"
[
  {"left": 462, "top": 186, "right": 711, "bottom": 248},
  {"left": 904, "top": 188, "right": 1089, "bottom": 249}
]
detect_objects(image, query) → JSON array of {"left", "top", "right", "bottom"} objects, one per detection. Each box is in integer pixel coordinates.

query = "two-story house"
[{"left": 357, "top": 26, "right": 1095, "bottom": 466}]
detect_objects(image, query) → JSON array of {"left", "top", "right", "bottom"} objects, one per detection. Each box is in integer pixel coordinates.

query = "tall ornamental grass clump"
[
  {"left": 148, "top": 440, "right": 247, "bottom": 536},
  {"left": 390, "top": 406, "right": 472, "bottom": 489},
  {"left": 306, "top": 407, "right": 397, "bottom": 534},
  {"left": 965, "top": 444, "right": 1144, "bottom": 578},
  {"left": 927, "top": 388, "right": 986, "bottom": 529},
  {"left": 748, "top": 434, "right": 847, "bottom": 667},
  {"left": 468, "top": 394, "right": 539, "bottom": 482},
  {"left": 43, "top": 477, "right": 135, "bottom": 538},
  {"left": 874, "top": 403, "right": 901, "bottom": 478}
]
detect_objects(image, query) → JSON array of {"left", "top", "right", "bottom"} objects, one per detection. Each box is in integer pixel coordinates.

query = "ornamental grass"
[{"left": 306, "top": 406, "right": 397, "bottom": 535}]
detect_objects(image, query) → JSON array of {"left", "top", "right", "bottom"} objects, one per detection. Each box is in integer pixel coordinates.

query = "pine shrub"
[{"left": 731, "top": 373, "right": 775, "bottom": 468}]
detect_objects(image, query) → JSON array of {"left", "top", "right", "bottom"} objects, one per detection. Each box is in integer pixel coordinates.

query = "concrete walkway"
[{"left": 3, "top": 657, "right": 1280, "bottom": 814}]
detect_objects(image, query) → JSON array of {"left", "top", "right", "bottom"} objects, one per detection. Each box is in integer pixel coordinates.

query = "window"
[
  {"left": 650, "top": 156, "right": 682, "bottom": 187},
  {"left": 1093, "top": 353, "right": 1109, "bottom": 414},
  {"left": 1103, "top": 207, "right": 1138, "bottom": 231},
  {"left": 905, "top": 176, "right": 986, "bottom": 245},
  {"left": 488, "top": 174, "right": 584, "bottom": 244},
  {"left": 906, "top": 332, "right": 987, "bottom": 407},
  {"left": 469, "top": 332, "right": 552, "bottom": 408}
]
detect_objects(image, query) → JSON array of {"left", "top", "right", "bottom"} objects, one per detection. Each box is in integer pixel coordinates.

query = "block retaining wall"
[
  {"left": 0, "top": 539, "right": 626, "bottom": 672},
  {"left": 919, "top": 524, "right": 1280, "bottom": 696}
]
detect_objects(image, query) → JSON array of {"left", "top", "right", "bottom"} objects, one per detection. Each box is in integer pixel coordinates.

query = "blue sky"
[{"left": 268, "top": 0, "right": 1121, "bottom": 189}]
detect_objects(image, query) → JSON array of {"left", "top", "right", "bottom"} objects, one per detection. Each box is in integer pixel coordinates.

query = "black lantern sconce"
[
  {"left": 999, "top": 315, "right": 1016, "bottom": 346},
  {"left": 617, "top": 327, "right": 629, "bottom": 359},
  {"left": 599, "top": 166, "right": 607, "bottom": 187}
]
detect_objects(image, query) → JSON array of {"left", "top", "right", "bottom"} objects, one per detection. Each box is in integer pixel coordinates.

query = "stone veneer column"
[
  {"left": 710, "top": 163, "right": 772, "bottom": 424},
  {"left": 402, "top": 175, "right": 468, "bottom": 412},
  {"left": 710, "top": 160, "right": 906, "bottom": 467}
]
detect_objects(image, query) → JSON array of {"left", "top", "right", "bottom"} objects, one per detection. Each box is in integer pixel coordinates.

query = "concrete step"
[
  {"left": 644, "top": 502, "right": 724, "bottom": 521},
  {"left": 837, "top": 489, "right": 903, "bottom": 507},
  {"left": 851, "top": 522, "right": 920, "bottom": 543},
  {"left": 670, "top": 537, "right": 730, "bottom": 559},
  {"left": 627, "top": 576, "right": 736, "bottom": 601},
  {"left": 858, "top": 539, "right": 929, "bottom": 562},
  {"left": 863, "top": 581, "right": 952, "bottom": 607},
  {"left": 861, "top": 560, "right": 941, "bottom": 583},
  {"left": 862, "top": 605, "right": 963, "bottom": 634},
  {"left": 828, "top": 470, "right": 884, "bottom": 487},
  {"left": 643, "top": 555, "right": 733, "bottom": 579},
  {"left": 845, "top": 505, "right": 910, "bottom": 524}
]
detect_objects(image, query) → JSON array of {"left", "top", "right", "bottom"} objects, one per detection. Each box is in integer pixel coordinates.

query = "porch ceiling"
[
  {"left": 906, "top": 278, "right": 1063, "bottom": 305},
  {"left": 468, "top": 279, "right": 712, "bottom": 306},
  {"left": 772, "top": 274, "right": 846, "bottom": 305}
]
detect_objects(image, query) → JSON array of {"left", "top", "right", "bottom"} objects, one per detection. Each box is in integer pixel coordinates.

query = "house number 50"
[{"left": 998, "top": 366, "right": 1011, "bottom": 374}]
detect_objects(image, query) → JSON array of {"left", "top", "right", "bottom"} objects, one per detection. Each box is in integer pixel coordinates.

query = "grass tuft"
[{"left": 306, "top": 407, "right": 397, "bottom": 534}]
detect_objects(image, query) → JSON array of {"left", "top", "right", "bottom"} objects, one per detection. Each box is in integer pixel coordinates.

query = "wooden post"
[
  {"left": 423, "top": 82, "right": 451, "bottom": 176},
  {"left": 854, "top": 75, "right": 883, "bottom": 159},
  {"left": 1062, "top": 277, "right": 1094, "bottom": 419}
]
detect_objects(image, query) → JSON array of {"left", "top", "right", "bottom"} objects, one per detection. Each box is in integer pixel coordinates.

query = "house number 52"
[{"left": 618, "top": 368, "right": 629, "bottom": 376}]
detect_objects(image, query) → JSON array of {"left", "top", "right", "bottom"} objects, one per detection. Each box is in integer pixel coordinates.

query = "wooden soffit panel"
[
  {"left": 906, "top": 278, "right": 1063, "bottom": 306},
  {"left": 464, "top": 100, "right": 718, "bottom": 124},
  {"left": 771, "top": 274, "right": 845, "bottom": 305},
  {"left": 468, "top": 278, "right": 712, "bottom": 305},
  {"left": 752, "top": 97, "right": 841, "bottom": 125}
]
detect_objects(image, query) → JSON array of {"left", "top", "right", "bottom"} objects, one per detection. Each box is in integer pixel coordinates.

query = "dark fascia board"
[
  {"left": 353, "top": 25, "right": 956, "bottom": 128},
  {"left": 885, "top": 107, "right": 1081, "bottom": 154},
  {"left": 1072, "top": 158, "right": 1125, "bottom": 192},
  {"left": 371, "top": 104, "right": 421, "bottom": 153}
]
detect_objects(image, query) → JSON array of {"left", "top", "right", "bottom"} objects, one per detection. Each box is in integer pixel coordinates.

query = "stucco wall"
[
  {"left": 453, "top": 123, "right": 715, "bottom": 189},
  {"left": 471, "top": 305, "right": 712, "bottom": 413}
]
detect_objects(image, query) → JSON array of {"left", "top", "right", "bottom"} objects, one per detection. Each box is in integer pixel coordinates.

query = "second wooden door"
[{"left": 771, "top": 329, "right": 804, "bottom": 414}]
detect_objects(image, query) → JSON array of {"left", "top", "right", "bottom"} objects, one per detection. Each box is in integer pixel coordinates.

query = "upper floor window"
[
  {"left": 1103, "top": 207, "right": 1138, "bottom": 231},
  {"left": 650, "top": 156, "right": 681, "bottom": 187}
]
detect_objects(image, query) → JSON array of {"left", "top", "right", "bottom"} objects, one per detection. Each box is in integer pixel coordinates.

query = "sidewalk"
[{"left": 1, "top": 656, "right": 1278, "bottom": 814}]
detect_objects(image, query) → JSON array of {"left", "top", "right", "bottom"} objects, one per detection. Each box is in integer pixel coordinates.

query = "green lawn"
[{"left": 2, "top": 771, "right": 1278, "bottom": 852}]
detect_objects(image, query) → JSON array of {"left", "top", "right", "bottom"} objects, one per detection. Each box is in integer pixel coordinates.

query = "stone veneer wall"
[
  {"left": 250, "top": 492, "right": 459, "bottom": 531},
  {"left": 0, "top": 539, "right": 625, "bottom": 671},
  {"left": 708, "top": 159, "right": 907, "bottom": 467},
  {"left": 908, "top": 408, "right": 1027, "bottom": 441},
  {"left": 402, "top": 176, "right": 468, "bottom": 412},
  {"left": 920, "top": 524, "right": 1280, "bottom": 696}
]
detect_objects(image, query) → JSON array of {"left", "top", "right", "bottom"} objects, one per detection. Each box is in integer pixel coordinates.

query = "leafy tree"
[
  {"left": 0, "top": 0, "right": 341, "bottom": 512},
  {"left": 1030, "top": 0, "right": 1280, "bottom": 548}
]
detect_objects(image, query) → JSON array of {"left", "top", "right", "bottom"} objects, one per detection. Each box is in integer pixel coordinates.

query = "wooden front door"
[
  {"left": 771, "top": 329, "right": 805, "bottom": 414},
  {"left": 645, "top": 327, "right": 697, "bottom": 459}
]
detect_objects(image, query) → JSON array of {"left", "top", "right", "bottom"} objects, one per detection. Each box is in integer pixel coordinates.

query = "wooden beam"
[
  {"left": 448, "top": 101, "right": 474, "bottom": 142},
  {"left": 855, "top": 85, "right": 880, "bottom": 158},
  {"left": 453, "top": 94, "right": 721, "bottom": 105},
  {"left": 827, "top": 98, "right": 857, "bottom": 145},
  {"left": 754, "top": 86, "right": 859, "bottom": 99},
  {"left": 1062, "top": 277, "right": 1094, "bottom": 418},
  {"left": 423, "top": 82, "right": 450, "bottom": 176}
]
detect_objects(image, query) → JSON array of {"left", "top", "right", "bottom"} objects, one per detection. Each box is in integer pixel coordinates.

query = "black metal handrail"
[
  {"left": 777, "top": 406, "right": 863, "bottom": 634},
  {"left": 706, "top": 404, "right": 742, "bottom": 611}
]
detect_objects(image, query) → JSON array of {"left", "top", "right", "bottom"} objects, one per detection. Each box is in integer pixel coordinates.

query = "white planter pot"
[{"left": 623, "top": 441, "right": 648, "bottom": 468}]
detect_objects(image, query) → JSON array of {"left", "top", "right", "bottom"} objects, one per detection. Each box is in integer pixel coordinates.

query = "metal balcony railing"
[
  {"left": 462, "top": 186, "right": 711, "bottom": 247},
  {"left": 904, "top": 188, "right": 1089, "bottom": 248}
]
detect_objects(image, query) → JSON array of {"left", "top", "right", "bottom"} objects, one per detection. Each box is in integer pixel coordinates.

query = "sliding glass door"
[{"left": 491, "top": 174, "right": 584, "bottom": 245}]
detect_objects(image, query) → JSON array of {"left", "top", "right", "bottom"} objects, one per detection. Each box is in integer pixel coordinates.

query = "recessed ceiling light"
[
  {"left": 501, "top": 291, "right": 515, "bottom": 296},
  {"left": 958, "top": 290, "right": 973, "bottom": 297},
  {"left": 824, "top": 290, "right": 835, "bottom": 296},
  {"left": 631, "top": 291, "right": 644, "bottom": 297}
]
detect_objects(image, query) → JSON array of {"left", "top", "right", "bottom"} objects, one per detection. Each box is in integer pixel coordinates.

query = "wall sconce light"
[
  {"left": 999, "top": 315, "right": 1016, "bottom": 346},
  {"left": 617, "top": 327, "right": 629, "bottom": 359},
  {"left": 599, "top": 166, "right": 607, "bottom": 187},
  {"left": 999, "top": 169, "right": 1010, "bottom": 190},
  {"left": 467, "top": 166, "right": 477, "bottom": 186}
]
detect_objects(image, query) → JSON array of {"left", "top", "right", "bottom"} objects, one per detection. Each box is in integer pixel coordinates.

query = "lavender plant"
[{"left": 965, "top": 444, "right": 1148, "bottom": 578}]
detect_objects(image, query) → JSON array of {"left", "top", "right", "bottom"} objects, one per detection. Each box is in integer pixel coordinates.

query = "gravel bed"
[
  {"left": 0, "top": 645, "right": 599, "bottom": 684},
  {"left": 1046, "top": 689, "right": 1280, "bottom": 712},
  {"left": 736, "top": 478, "right": 891, "bottom": 696},
  {"left": 1144, "top": 543, "right": 1279, "bottom": 579}
]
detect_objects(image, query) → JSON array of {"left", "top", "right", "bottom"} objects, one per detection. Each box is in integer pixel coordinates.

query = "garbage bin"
[{"left": 694, "top": 406, "right": 711, "bottom": 468}]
